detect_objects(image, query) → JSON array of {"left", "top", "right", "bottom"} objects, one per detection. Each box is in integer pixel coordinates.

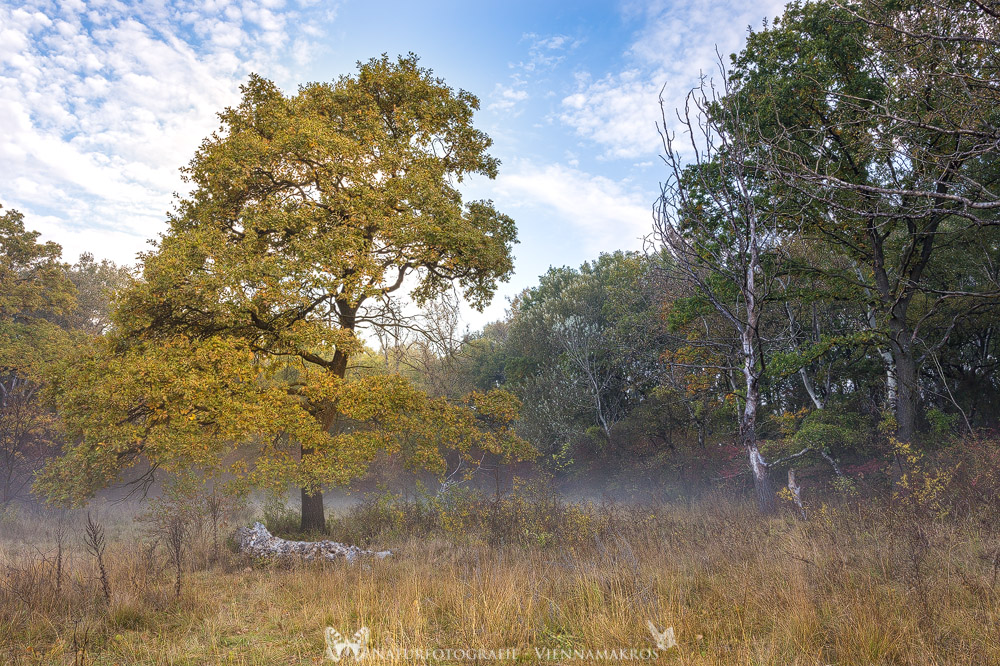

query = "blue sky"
[{"left": 0, "top": 0, "right": 786, "bottom": 328}]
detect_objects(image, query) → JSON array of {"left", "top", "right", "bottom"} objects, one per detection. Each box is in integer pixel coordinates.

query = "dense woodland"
[{"left": 2, "top": 0, "right": 1000, "bottom": 527}]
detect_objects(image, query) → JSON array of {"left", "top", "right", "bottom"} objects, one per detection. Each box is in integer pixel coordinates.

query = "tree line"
[
  {"left": 2, "top": 1, "right": 999, "bottom": 525},
  {"left": 375, "top": 0, "right": 1000, "bottom": 512}
]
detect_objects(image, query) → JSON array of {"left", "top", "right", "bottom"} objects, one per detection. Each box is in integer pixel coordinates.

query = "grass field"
[{"left": 1, "top": 489, "right": 999, "bottom": 665}]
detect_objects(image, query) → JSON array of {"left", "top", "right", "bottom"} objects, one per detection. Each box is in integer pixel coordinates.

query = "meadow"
[{"left": 2, "top": 480, "right": 999, "bottom": 666}]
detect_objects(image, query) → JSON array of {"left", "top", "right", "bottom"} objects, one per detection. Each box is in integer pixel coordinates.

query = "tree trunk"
[
  {"left": 741, "top": 329, "right": 774, "bottom": 514},
  {"left": 298, "top": 346, "right": 351, "bottom": 532},
  {"left": 892, "top": 339, "right": 920, "bottom": 444},
  {"left": 744, "top": 429, "right": 774, "bottom": 514},
  {"left": 885, "top": 313, "right": 921, "bottom": 484},
  {"left": 300, "top": 484, "right": 326, "bottom": 532},
  {"left": 799, "top": 367, "right": 824, "bottom": 410},
  {"left": 881, "top": 348, "right": 898, "bottom": 409},
  {"left": 787, "top": 469, "right": 806, "bottom": 520}
]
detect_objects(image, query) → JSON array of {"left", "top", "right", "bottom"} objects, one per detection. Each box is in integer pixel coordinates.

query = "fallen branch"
[{"left": 235, "top": 522, "right": 391, "bottom": 563}]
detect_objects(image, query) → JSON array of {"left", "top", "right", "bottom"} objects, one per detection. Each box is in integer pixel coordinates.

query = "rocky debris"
[{"left": 234, "top": 522, "right": 391, "bottom": 563}]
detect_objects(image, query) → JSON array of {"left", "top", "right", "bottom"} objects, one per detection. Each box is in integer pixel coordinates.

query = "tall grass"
[{"left": 1, "top": 487, "right": 999, "bottom": 665}]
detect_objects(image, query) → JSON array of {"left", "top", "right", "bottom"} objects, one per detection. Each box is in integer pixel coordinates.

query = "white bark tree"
[{"left": 653, "top": 70, "right": 788, "bottom": 514}]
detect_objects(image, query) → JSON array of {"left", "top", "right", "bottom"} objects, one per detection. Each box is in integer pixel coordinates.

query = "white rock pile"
[{"left": 234, "top": 522, "right": 391, "bottom": 563}]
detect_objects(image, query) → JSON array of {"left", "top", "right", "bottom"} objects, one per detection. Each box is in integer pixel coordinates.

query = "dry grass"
[{"left": 1, "top": 493, "right": 999, "bottom": 665}]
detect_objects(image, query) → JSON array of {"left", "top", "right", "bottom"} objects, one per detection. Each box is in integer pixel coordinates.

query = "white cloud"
[
  {"left": 518, "top": 32, "right": 579, "bottom": 72},
  {"left": 495, "top": 160, "right": 650, "bottom": 254},
  {"left": 488, "top": 83, "right": 529, "bottom": 112},
  {"left": 0, "top": 0, "right": 329, "bottom": 265},
  {"left": 488, "top": 32, "right": 581, "bottom": 116},
  {"left": 560, "top": 0, "right": 788, "bottom": 160}
]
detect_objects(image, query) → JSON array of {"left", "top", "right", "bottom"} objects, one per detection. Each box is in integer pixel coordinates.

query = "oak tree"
[{"left": 38, "top": 55, "right": 527, "bottom": 530}]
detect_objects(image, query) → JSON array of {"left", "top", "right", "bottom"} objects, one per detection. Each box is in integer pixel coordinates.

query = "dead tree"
[{"left": 653, "top": 65, "right": 789, "bottom": 514}]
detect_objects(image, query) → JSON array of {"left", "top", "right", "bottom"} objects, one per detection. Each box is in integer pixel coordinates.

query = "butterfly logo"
[
  {"left": 646, "top": 620, "right": 677, "bottom": 650},
  {"left": 324, "top": 626, "right": 370, "bottom": 662}
]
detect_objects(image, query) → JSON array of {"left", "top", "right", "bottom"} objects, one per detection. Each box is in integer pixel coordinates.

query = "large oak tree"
[{"left": 39, "top": 55, "right": 527, "bottom": 530}]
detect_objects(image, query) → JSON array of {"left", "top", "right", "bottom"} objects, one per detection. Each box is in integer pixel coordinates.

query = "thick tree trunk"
[
  {"left": 300, "top": 483, "right": 326, "bottom": 532},
  {"left": 871, "top": 209, "right": 935, "bottom": 447},
  {"left": 298, "top": 346, "right": 351, "bottom": 532}
]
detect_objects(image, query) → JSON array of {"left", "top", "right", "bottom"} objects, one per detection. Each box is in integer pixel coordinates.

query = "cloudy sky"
[{"left": 0, "top": 0, "right": 787, "bottom": 328}]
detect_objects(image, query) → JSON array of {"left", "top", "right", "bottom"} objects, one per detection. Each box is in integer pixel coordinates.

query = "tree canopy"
[{"left": 37, "top": 55, "right": 529, "bottom": 528}]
